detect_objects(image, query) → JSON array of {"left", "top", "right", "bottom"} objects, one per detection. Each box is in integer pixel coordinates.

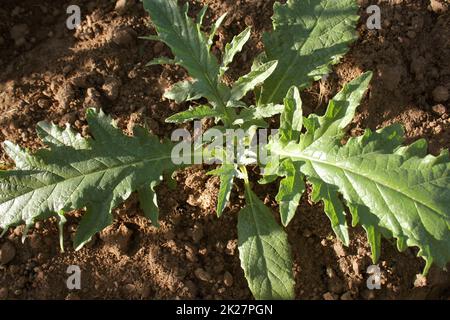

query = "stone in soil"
[
  {"left": 102, "top": 77, "right": 122, "bottom": 101},
  {"left": 432, "top": 86, "right": 448, "bottom": 103},
  {"left": 0, "top": 241, "right": 16, "bottom": 265},
  {"left": 111, "top": 27, "right": 137, "bottom": 47},
  {"left": 223, "top": 271, "right": 234, "bottom": 287},
  {"left": 429, "top": 0, "right": 448, "bottom": 13},
  {"left": 322, "top": 292, "right": 337, "bottom": 300},
  {"left": 85, "top": 88, "right": 103, "bottom": 108},
  {"left": 0, "top": 287, "right": 8, "bottom": 299},
  {"left": 191, "top": 224, "right": 204, "bottom": 243},
  {"left": 115, "top": 0, "right": 132, "bottom": 14},
  {"left": 194, "top": 268, "right": 211, "bottom": 282},
  {"left": 55, "top": 84, "right": 75, "bottom": 109},
  {"left": 340, "top": 291, "right": 353, "bottom": 300},
  {"left": 432, "top": 104, "right": 447, "bottom": 116}
]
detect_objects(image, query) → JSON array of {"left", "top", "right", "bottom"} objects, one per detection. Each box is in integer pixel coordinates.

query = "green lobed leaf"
[
  {"left": 259, "top": 155, "right": 282, "bottom": 185},
  {"left": 143, "top": 0, "right": 230, "bottom": 110},
  {"left": 279, "top": 86, "right": 303, "bottom": 145},
  {"left": 36, "top": 122, "right": 89, "bottom": 150},
  {"left": 231, "top": 60, "right": 278, "bottom": 101},
  {"left": 0, "top": 109, "right": 178, "bottom": 250},
  {"left": 196, "top": 5, "right": 208, "bottom": 25},
  {"left": 259, "top": 87, "right": 305, "bottom": 226},
  {"left": 275, "top": 159, "right": 305, "bottom": 227},
  {"left": 145, "top": 57, "right": 178, "bottom": 67},
  {"left": 233, "top": 103, "right": 284, "bottom": 128},
  {"left": 309, "top": 177, "right": 350, "bottom": 245},
  {"left": 208, "top": 12, "right": 228, "bottom": 49},
  {"left": 165, "top": 105, "right": 219, "bottom": 123},
  {"left": 267, "top": 72, "right": 450, "bottom": 271},
  {"left": 238, "top": 185, "right": 295, "bottom": 299},
  {"left": 138, "top": 180, "right": 161, "bottom": 228},
  {"left": 259, "top": 0, "right": 359, "bottom": 104},
  {"left": 300, "top": 71, "right": 373, "bottom": 149},
  {"left": 271, "top": 125, "right": 450, "bottom": 273},
  {"left": 220, "top": 27, "right": 252, "bottom": 77},
  {"left": 207, "top": 164, "right": 238, "bottom": 217},
  {"left": 163, "top": 80, "right": 202, "bottom": 104}
]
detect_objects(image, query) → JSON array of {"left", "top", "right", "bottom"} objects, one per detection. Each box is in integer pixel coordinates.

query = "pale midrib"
[
  {"left": 2, "top": 155, "right": 173, "bottom": 205},
  {"left": 274, "top": 148, "right": 446, "bottom": 218}
]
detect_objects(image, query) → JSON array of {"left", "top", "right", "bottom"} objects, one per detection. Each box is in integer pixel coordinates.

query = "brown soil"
[{"left": 0, "top": 0, "right": 449, "bottom": 300}]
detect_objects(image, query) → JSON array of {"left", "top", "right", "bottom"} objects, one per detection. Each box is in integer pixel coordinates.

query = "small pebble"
[
  {"left": 326, "top": 266, "right": 336, "bottom": 278},
  {"left": 361, "top": 289, "right": 376, "bottom": 300},
  {"left": 223, "top": 271, "right": 234, "bottom": 287},
  {"left": 37, "top": 98, "right": 51, "bottom": 108},
  {"left": 0, "top": 241, "right": 16, "bottom": 265},
  {"left": 194, "top": 268, "right": 211, "bottom": 282},
  {"left": 323, "top": 292, "right": 336, "bottom": 300},
  {"left": 55, "top": 84, "right": 75, "bottom": 109},
  {"left": 0, "top": 287, "right": 8, "bottom": 299},
  {"left": 102, "top": 77, "right": 122, "bottom": 101},
  {"left": 115, "top": 0, "right": 130, "bottom": 14},
  {"left": 111, "top": 27, "right": 136, "bottom": 47},
  {"left": 302, "top": 228, "right": 312, "bottom": 238},
  {"left": 406, "top": 31, "right": 416, "bottom": 39},
  {"left": 70, "top": 75, "right": 90, "bottom": 88},
  {"left": 432, "top": 104, "right": 447, "bottom": 116},
  {"left": 124, "top": 283, "right": 136, "bottom": 294},
  {"left": 340, "top": 291, "right": 353, "bottom": 300},
  {"left": 191, "top": 224, "right": 204, "bottom": 243},
  {"left": 429, "top": 0, "right": 448, "bottom": 13},
  {"left": 85, "top": 88, "right": 102, "bottom": 108},
  {"left": 225, "top": 240, "right": 237, "bottom": 255},
  {"left": 432, "top": 86, "right": 448, "bottom": 103},
  {"left": 414, "top": 274, "right": 427, "bottom": 287}
]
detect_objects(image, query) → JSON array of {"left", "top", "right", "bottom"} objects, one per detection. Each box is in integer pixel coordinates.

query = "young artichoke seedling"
[{"left": 0, "top": 0, "right": 448, "bottom": 300}]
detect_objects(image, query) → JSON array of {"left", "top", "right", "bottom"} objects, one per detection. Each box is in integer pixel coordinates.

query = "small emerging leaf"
[
  {"left": 143, "top": 0, "right": 228, "bottom": 105},
  {"left": 208, "top": 12, "right": 228, "bottom": 49},
  {"left": 146, "top": 57, "right": 177, "bottom": 66},
  {"left": 233, "top": 103, "right": 284, "bottom": 128},
  {"left": 166, "top": 105, "right": 219, "bottom": 123},
  {"left": 208, "top": 164, "right": 238, "bottom": 216},
  {"left": 310, "top": 178, "right": 349, "bottom": 246},
  {"left": 196, "top": 5, "right": 208, "bottom": 25},
  {"left": 279, "top": 86, "right": 303, "bottom": 145},
  {"left": 231, "top": 60, "right": 278, "bottom": 101},
  {"left": 164, "top": 80, "right": 202, "bottom": 103},
  {"left": 220, "top": 27, "right": 251, "bottom": 76},
  {"left": 138, "top": 180, "right": 161, "bottom": 227},
  {"left": 300, "top": 71, "right": 373, "bottom": 149},
  {"left": 275, "top": 159, "right": 304, "bottom": 227}
]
